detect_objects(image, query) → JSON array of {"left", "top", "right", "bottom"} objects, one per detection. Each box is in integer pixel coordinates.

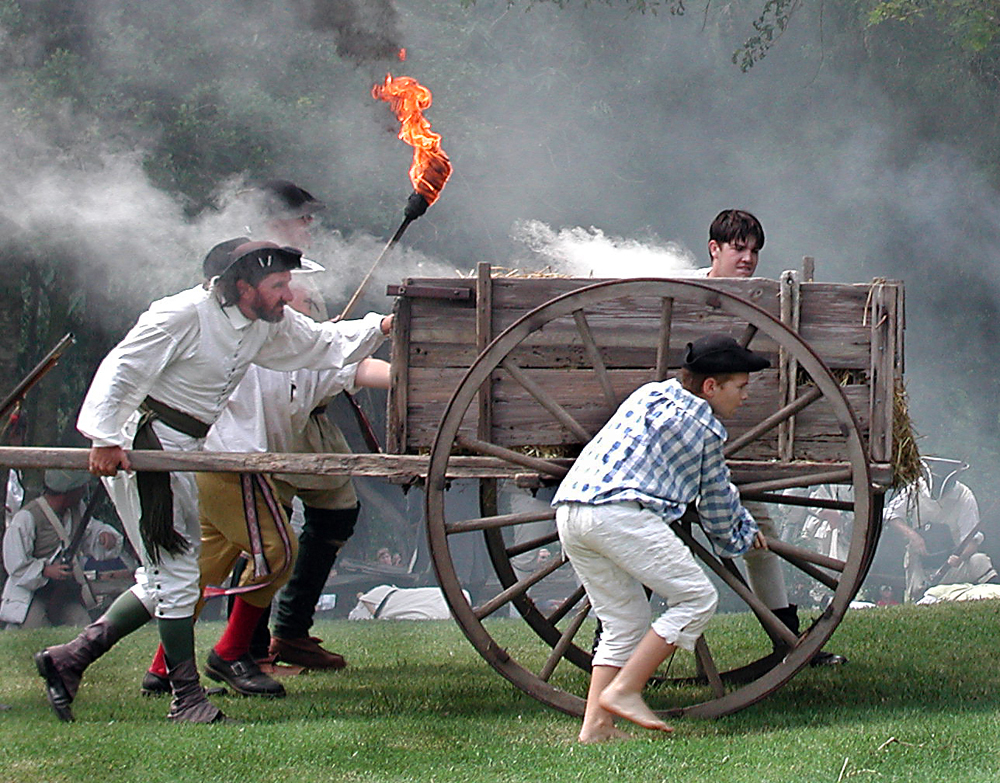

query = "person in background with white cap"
[
  {"left": 552, "top": 334, "right": 770, "bottom": 742},
  {"left": 34, "top": 239, "right": 392, "bottom": 724},
  {"left": 1, "top": 470, "right": 121, "bottom": 628}
]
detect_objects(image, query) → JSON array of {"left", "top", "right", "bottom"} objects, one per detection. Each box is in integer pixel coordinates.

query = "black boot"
[
  {"left": 772, "top": 604, "right": 848, "bottom": 666},
  {"left": 34, "top": 618, "right": 121, "bottom": 722},
  {"left": 167, "top": 658, "right": 228, "bottom": 723},
  {"left": 772, "top": 604, "right": 800, "bottom": 637},
  {"left": 272, "top": 505, "right": 358, "bottom": 641}
]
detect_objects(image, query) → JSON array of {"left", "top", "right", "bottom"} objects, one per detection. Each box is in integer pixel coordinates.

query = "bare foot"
[
  {"left": 598, "top": 688, "right": 673, "bottom": 733},
  {"left": 578, "top": 724, "right": 632, "bottom": 744}
]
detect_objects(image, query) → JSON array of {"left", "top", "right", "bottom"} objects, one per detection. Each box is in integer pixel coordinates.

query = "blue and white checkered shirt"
[{"left": 552, "top": 378, "right": 758, "bottom": 558}]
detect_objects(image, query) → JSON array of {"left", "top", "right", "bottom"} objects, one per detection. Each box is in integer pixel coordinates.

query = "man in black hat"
[
  {"left": 34, "top": 239, "right": 392, "bottom": 724},
  {"left": 552, "top": 334, "right": 770, "bottom": 743},
  {"left": 240, "top": 179, "right": 379, "bottom": 672},
  {"left": 255, "top": 179, "right": 327, "bottom": 254}
]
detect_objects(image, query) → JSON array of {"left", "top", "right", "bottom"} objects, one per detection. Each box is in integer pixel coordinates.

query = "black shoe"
[
  {"left": 811, "top": 650, "right": 848, "bottom": 667},
  {"left": 204, "top": 650, "right": 285, "bottom": 698},
  {"left": 34, "top": 650, "right": 74, "bottom": 722},
  {"left": 141, "top": 671, "right": 171, "bottom": 697}
]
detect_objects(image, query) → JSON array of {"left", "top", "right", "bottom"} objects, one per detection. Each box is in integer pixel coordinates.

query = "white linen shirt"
[
  {"left": 205, "top": 363, "right": 359, "bottom": 453},
  {"left": 77, "top": 284, "right": 385, "bottom": 447}
]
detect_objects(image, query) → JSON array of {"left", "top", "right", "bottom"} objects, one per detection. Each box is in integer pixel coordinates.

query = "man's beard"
[{"left": 254, "top": 300, "right": 286, "bottom": 323}]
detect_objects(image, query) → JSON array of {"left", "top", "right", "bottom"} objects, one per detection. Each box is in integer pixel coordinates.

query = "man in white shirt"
[
  {"left": 255, "top": 179, "right": 390, "bottom": 671},
  {"left": 139, "top": 240, "right": 389, "bottom": 696},
  {"left": 35, "top": 239, "right": 392, "bottom": 723},
  {"left": 885, "top": 457, "right": 996, "bottom": 601},
  {"left": 1, "top": 469, "right": 122, "bottom": 628}
]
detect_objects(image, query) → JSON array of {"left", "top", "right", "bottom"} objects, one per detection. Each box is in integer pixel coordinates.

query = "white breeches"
[
  {"left": 742, "top": 503, "right": 789, "bottom": 610},
  {"left": 556, "top": 502, "right": 718, "bottom": 668},
  {"left": 103, "top": 419, "right": 202, "bottom": 619}
]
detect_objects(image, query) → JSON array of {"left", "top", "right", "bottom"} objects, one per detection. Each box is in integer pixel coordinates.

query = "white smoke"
[{"left": 511, "top": 219, "right": 700, "bottom": 278}]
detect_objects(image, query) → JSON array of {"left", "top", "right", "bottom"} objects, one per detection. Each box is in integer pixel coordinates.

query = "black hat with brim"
[
  {"left": 203, "top": 236, "right": 251, "bottom": 279},
  {"left": 682, "top": 334, "right": 771, "bottom": 374},
  {"left": 260, "top": 179, "right": 326, "bottom": 219},
  {"left": 217, "top": 240, "right": 304, "bottom": 279}
]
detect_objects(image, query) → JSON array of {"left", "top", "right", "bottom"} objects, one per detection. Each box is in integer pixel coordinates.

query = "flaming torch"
[{"left": 337, "top": 73, "right": 453, "bottom": 321}]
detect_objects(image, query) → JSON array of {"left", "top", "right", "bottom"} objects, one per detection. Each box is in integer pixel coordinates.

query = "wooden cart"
[
  {"left": 0, "top": 263, "right": 904, "bottom": 721},
  {"left": 388, "top": 262, "right": 904, "bottom": 719}
]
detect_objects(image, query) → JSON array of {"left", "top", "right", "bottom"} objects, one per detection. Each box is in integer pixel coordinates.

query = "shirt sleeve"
[
  {"left": 694, "top": 431, "right": 759, "bottom": 557},
  {"left": 77, "top": 320, "right": 182, "bottom": 447},
  {"left": 882, "top": 489, "right": 911, "bottom": 526},
  {"left": 81, "top": 519, "right": 124, "bottom": 560},
  {"left": 953, "top": 484, "right": 982, "bottom": 545},
  {"left": 2, "top": 509, "right": 48, "bottom": 591},
  {"left": 252, "top": 309, "right": 386, "bottom": 373}
]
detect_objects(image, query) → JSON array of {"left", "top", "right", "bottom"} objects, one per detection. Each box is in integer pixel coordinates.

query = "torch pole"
[
  {"left": 336, "top": 192, "right": 428, "bottom": 322},
  {"left": 334, "top": 192, "right": 429, "bottom": 453}
]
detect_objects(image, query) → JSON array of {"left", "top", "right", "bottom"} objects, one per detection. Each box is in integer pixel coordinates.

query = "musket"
[
  {"left": 56, "top": 482, "right": 107, "bottom": 566},
  {"left": 0, "top": 333, "right": 75, "bottom": 422},
  {"left": 927, "top": 516, "right": 989, "bottom": 587}
]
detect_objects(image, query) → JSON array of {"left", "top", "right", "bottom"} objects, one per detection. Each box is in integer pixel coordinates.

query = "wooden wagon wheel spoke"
[
  {"left": 506, "top": 530, "right": 560, "bottom": 558},
  {"left": 776, "top": 551, "right": 840, "bottom": 592},
  {"left": 454, "top": 435, "right": 568, "bottom": 479},
  {"left": 736, "top": 468, "right": 853, "bottom": 494},
  {"left": 572, "top": 309, "right": 617, "bottom": 412},
  {"left": 737, "top": 322, "right": 758, "bottom": 348},
  {"left": 694, "top": 636, "right": 726, "bottom": 698},
  {"left": 669, "top": 521, "right": 799, "bottom": 648},
  {"left": 724, "top": 386, "right": 824, "bottom": 457},
  {"left": 444, "top": 509, "right": 555, "bottom": 535},
  {"left": 500, "top": 358, "right": 593, "bottom": 442},
  {"left": 473, "top": 553, "right": 570, "bottom": 620},
  {"left": 540, "top": 600, "right": 592, "bottom": 682},
  {"left": 742, "top": 491, "right": 854, "bottom": 512},
  {"left": 654, "top": 297, "right": 674, "bottom": 382},
  {"left": 423, "top": 277, "right": 883, "bottom": 720},
  {"left": 546, "top": 584, "right": 587, "bottom": 625},
  {"left": 764, "top": 537, "right": 846, "bottom": 572}
]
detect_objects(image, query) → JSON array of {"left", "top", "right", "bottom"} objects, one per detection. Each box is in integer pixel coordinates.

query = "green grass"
[{"left": 3, "top": 601, "right": 1000, "bottom": 782}]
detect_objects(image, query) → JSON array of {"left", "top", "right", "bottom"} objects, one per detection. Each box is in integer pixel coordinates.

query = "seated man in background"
[
  {"left": 885, "top": 457, "right": 997, "bottom": 602},
  {"left": 2, "top": 470, "right": 122, "bottom": 628}
]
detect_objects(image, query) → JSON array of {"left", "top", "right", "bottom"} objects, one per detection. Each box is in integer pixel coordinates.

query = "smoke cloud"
[{"left": 0, "top": 0, "right": 996, "bottom": 499}]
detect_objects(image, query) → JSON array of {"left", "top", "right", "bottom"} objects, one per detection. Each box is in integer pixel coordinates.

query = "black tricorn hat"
[
  {"left": 260, "top": 179, "right": 326, "bottom": 219},
  {"left": 202, "top": 236, "right": 251, "bottom": 279},
  {"left": 682, "top": 334, "right": 771, "bottom": 374},
  {"left": 217, "top": 240, "right": 304, "bottom": 279}
]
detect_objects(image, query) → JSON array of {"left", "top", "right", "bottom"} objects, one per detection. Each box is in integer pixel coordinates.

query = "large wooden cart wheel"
[{"left": 425, "top": 279, "right": 879, "bottom": 719}]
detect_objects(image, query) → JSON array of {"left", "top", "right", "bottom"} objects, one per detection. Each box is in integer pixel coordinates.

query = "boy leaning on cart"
[{"left": 552, "top": 334, "right": 770, "bottom": 743}]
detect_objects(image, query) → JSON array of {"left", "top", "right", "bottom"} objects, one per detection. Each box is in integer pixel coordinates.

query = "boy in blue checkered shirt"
[{"left": 553, "top": 334, "right": 770, "bottom": 742}]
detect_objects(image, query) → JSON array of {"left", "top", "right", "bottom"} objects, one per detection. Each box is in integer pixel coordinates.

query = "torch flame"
[{"left": 372, "top": 73, "right": 452, "bottom": 206}]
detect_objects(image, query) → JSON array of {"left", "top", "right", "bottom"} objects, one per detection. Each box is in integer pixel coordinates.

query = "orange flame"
[{"left": 372, "top": 73, "right": 452, "bottom": 206}]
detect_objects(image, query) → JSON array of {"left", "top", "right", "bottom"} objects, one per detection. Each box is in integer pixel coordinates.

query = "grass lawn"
[{"left": 2, "top": 600, "right": 1000, "bottom": 782}]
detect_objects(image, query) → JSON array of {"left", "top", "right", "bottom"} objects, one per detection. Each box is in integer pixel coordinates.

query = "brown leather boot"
[
  {"left": 34, "top": 618, "right": 120, "bottom": 722},
  {"left": 269, "top": 636, "right": 346, "bottom": 670},
  {"left": 166, "top": 658, "right": 229, "bottom": 723}
]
